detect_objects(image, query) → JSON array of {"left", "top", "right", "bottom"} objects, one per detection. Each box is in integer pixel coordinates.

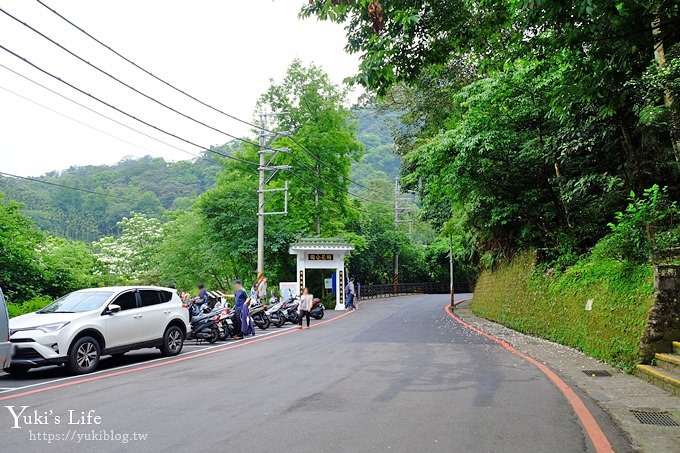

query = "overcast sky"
[{"left": 0, "top": 0, "right": 360, "bottom": 177}]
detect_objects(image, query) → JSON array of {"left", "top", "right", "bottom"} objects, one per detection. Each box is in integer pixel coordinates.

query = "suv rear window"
[
  {"left": 139, "top": 290, "right": 161, "bottom": 307},
  {"left": 159, "top": 291, "right": 173, "bottom": 303}
]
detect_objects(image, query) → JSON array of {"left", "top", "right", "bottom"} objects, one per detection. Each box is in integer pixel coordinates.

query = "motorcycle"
[
  {"left": 211, "top": 301, "right": 236, "bottom": 340},
  {"left": 265, "top": 296, "right": 286, "bottom": 328},
  {"left": 280, "top": 297, "right": 301, "bottom": 326},
  {"left": 310, "top": 298, "right": 325, "bottom": 320},
  {"left": 248, "top": 300, "right": 271, "bottom": 330},
  {"left": 186, "top": 302, "right": 221, "bottom": 343}
]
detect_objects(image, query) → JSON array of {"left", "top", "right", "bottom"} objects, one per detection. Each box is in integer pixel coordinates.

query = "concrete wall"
[{"left": 639, "top": 265, "right": 680, "bottom": 363}]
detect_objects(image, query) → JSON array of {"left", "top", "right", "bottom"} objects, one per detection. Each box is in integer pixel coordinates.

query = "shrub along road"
[{"left": 0, "top": 294, "right": 630, "bottom": 452}]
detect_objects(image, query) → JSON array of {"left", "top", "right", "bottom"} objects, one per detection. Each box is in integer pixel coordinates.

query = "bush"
[
  {"left": 321, "top": 296, "right": 336, "bottom": 310},
  {"left": 7, "top": 296, "right": 52, "bottom": 318},
  {"left": 591, "top": 185, "right": 680, "bottom": 263}
]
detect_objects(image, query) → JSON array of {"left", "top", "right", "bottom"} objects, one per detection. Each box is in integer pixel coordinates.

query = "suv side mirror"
[{"left": 106, "top": 304, "right": 121, "bottom": 315}]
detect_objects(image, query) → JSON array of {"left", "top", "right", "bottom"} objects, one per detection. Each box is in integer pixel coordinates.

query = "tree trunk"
[{"left": 652, "top": 10, "right": 680, "bottom": 161}]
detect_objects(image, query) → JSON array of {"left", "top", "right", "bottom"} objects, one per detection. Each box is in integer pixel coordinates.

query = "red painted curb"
[{"left": 444, "top": 304, "right": 613, "bottom": 453}]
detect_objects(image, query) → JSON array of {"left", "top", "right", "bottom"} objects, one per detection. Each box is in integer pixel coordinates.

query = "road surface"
[{"left": 0, "top": 294, "right": 629, "bottom": 452}]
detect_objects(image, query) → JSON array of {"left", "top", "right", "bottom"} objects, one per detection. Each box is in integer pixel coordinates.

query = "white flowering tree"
[{"left": 94, "top": 213, "right": 164, "bottom": 282}]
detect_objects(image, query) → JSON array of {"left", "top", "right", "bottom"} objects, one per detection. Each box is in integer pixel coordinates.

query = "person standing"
[
  {"left": 197, "top": 283, "right": 209, "bottom": 307},
  {"left": 297, "top": 287, "right": 313, "bottom": 330},
  {"left": 229, "top": 280, "right": 247, "bottom": 340},
  {"left": 345, "top": 277, "right": 356, "bottom": 310},
  {"left": 241, "top": 298, "right": 256, "bottom": 338},
  {"left": 257, "top": 276, "right": 268, "bottom": 302}
]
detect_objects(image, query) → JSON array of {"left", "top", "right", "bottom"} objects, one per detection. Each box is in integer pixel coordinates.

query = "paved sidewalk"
[{"left": 454, "top": 300, "right": 680, "bottom": 453}]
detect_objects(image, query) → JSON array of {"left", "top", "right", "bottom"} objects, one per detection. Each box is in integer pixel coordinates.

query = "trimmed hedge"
[{"left": 471, "top": 252, "right": 655, "bottom": 370}]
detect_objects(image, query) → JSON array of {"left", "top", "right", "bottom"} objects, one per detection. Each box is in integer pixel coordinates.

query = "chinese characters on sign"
[{"left": 308, "top": 253, "right": 334, "bottom": 261}]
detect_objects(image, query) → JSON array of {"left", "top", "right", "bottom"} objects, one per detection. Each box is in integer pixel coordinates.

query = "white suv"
[{"left": 6, "top": 286, "right": 189, "bottom": 375}]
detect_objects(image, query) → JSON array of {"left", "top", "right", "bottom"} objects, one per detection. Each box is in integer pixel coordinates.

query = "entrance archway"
[{"left": 289, "top": 239, "right": 354, "bottom": 310}]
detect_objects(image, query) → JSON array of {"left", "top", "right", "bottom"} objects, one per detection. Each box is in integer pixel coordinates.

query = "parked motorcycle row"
[{"left": 186, "top": 291, "right": 325, "bottom": 344}]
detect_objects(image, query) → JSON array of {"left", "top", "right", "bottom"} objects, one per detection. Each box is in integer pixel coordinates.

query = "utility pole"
[
  {"left": 393, "top": 177, "right": 415, "bottom": 294},
  {"left": 449, "top": 233, "right": 455, "bottom": 308},
  {"left": 257, "top": 114, "right": 266, "bottom": 276},
  {"left": 257, "top": 112, "right": 290, "bottom": 275},
  {"left": 393, "top": 178, "right": 399, "bottom": 295},
  {"left": 315, "top": 163, "right": 321, "bottom": 236}
]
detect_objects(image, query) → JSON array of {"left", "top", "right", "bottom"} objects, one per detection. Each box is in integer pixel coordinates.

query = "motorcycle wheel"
[
  {"left": 257, "top": 316, "right": 271, "bottom": 330},
  {"left": 313, "top": 310, "right": 325, "bottom": 320},
  {"left": 207, "top": 326, "right": 219, "bottom": 344},
  {"left": 275, "top": 316, "right": 285, "bottom": 328}
]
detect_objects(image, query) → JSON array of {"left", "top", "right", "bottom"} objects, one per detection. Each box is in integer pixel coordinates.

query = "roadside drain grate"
[
  {"left": 631, "top": 410, "right": 679, "bottom": 427},
  {"left": 582, "top": 370, "right": 612, "bottom": 377}
]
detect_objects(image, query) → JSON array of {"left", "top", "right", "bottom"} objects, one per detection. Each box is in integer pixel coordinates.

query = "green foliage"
[
  {"left": 257, "top": 59, "right": 364, "bottom": 237},
  {"left": 304, "top": 0, "right": 680, "bottom": 271},
  {"left": 7, "top": 296, "right": 52, "bottom": 318},
  {"left": 0, "top": 154, "right": 223, "bottom": 241},
  {"left": 0, "top": 193, "right": 46, "bottom": 301},
  {"left": 0, "top": 193, "right": 111, "bottom": 303},
  {"left": 592, "top": 185, "right": 680, "bottom": 262},
  {"left": 151, "top": 212, "right": 233, "bottom": 291},
  {"left": 94, "top": 213, "right": 164, "bottom": 283},
  {"left": 471, "top": 252, "right": 655, "bottom": 370}
]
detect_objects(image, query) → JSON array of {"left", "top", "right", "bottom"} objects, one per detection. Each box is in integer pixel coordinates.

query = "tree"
[
  {"left": 304, "top": 0, "right": 680, "bottom": 267},
  {"left": 257, "top": 59, "right": 364, "bottom": 237},
  {"left": 0, "top": 193, "right": 45, "bottom": 301},
  {"left": 0, "top": 192, "right": 111, "bottom": 303},
  {"left": 94, "top": 213, "right": 164, "bottom": 282}
]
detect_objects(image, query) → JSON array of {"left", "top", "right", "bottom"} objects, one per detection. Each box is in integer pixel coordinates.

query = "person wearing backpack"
[{"left": 345, "top": 277, "right": 357, "bottom": 311}]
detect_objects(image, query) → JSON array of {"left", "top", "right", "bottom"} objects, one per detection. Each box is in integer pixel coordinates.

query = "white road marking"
[{"left": 0, "top": 326, "right": 296, "bottom": 395}]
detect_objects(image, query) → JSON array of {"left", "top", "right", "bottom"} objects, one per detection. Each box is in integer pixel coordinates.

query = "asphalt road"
[{"left": 0, "top": 294, "right": 629, "bottom": 452}]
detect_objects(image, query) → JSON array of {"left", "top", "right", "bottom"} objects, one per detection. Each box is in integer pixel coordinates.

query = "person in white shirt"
[
  {"left": 297, "top": 287, "right": 313, "bottom": 330},
  {"left": 257, "top": 276, "right": 268, "bottom": 301}
]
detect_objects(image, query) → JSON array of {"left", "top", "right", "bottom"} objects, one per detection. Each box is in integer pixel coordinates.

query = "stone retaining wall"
[{"left": 639, "top": 265, "right": 680, "bottom": 363}]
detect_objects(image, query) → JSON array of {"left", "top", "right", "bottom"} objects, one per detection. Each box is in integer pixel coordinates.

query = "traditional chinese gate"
[{"left": 288, "top": 238, "right": 354, "bottom": 310}]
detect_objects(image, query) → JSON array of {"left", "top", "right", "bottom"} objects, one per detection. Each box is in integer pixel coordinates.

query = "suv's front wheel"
[
  {"left": 68, "top": 336, "right": 101, "bottom": 374},
  {"left": 160, "top": 325, "right": 184, "bottom": 356}
]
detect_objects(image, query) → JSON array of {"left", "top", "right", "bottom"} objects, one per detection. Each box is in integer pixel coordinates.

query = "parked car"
[
  {"left": 0, "top": 288, "right": 11, "bottom": 371},
  {"left": 6, "top": 286, "right": 189, "bottom": 375}
]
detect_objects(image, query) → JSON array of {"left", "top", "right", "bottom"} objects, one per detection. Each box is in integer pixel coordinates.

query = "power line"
[
  {"left": 4, "top": 6, "right": 386, "bottom": 204},
  {"left": 0, "top": 85, "right": 175, "bottom": 160},
  {"left": 0, "top": 63, "right": 208, "bottom": 162},
  {"left": 0, "top": 170, "right": 141, "bottom": 203},
  {"left": 0, "top": 44, "right": 260, "bottom": 168},
  {"left": 33, "top": 0, "right": 393, "bottom": 198},
  {"left": 35, "top": 0, "right": 266, "bottom": 133},
  {"left": 0, "top": 170, "right": 250, "bottom": 224},
  {"left": 287, "top": 169, "right": 372, "bottom": 215},
  {"left": 0, "top": 72, "right": 374, "bottom": 219},
  {"left": 0, "top": 7, "right": 266, "bottom": 152},
  {"left": 10, "top": 2, "right": 392, "bottom": 209},
  {"left": 285, "top": 149, "right": 390, "bottom": 206}
]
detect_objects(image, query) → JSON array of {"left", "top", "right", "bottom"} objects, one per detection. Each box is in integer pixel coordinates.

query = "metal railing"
[{"left": 358, "top": 282, "right": 450, "bottom": 300}]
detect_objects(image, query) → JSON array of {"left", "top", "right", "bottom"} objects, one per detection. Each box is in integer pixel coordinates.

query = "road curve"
[{"left": 0, "top": 294, "right": 629, "bottom": 452}]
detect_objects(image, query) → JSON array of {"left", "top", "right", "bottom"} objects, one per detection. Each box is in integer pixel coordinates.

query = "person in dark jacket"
[{"left": 229, "top": 280, "right": 247, "bottom": 340}]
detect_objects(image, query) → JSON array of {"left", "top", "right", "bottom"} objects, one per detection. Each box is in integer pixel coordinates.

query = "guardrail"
[{"left": 358, "top": 282, "right": 450, "bottom": 300}]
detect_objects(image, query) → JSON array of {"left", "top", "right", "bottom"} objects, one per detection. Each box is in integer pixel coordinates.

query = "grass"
[{"left": 471, "top": 252, "right": 655, "bottom": 371}]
